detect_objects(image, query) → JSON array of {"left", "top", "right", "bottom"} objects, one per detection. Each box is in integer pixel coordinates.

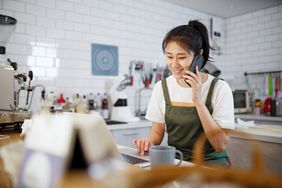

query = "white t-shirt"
[{"left": 145, "top": 74, "right": 235, "bottom": 129}]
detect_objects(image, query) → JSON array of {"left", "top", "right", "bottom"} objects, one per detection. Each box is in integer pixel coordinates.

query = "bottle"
[
  {"left": 82, "top": 95, "right": 88, "bottom": 109},
  {"left": 56, "top": 93, "right": 65, "bottom": 111},
  {"left": 254, "top": 99, "right": 261, "bottom": 115},
  {"left": 57, "top": 93, "right": 65, "bottom": 103},
  {"left": 44, "top": 91, "right": 55, "bottom": 112},
  {"left": 72, "top": 93, "right": 80, "bottom": 112},
  {"left": 87, "top": 93, "right": 94, "bottom": 110},
  {"left": 96, "top": 92, "right": 102, "bottom": 114},
  {"left": 78, "top": 95, "right": 88, "bottom": 112},
  {"left": 64, "top": 97, "right": 71, "bottom": 112},
  {"left": 101, "top": 93, "right": 110, "bottom": 119},
  {"left": 270, "top": 97, "right": 277, "bottom": 116}
]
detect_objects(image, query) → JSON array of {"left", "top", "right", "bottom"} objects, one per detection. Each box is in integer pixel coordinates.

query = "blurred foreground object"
[
  {"left": 101, "top": 130, "right": 282, "bottom": 188},
  {"left": 16, "top": 112, "right": 124, "bottom": 188}
]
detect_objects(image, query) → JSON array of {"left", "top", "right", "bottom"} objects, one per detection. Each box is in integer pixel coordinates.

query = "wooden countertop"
[{"left": 0, "top": 130, "right": 22, "bottom": 147}]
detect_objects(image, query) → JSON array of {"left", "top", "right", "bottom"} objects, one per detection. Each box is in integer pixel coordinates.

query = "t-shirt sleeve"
[
  {"left": 145, "top": 81, "right": 165, "bottom": 123},
  {"left": 212, "top": 80, "right": 235, "bottom": 129}
]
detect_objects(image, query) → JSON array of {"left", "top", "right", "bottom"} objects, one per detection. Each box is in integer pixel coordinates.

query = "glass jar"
[{"left": 254, "top": 99, "right": 261, "bottom": 115}]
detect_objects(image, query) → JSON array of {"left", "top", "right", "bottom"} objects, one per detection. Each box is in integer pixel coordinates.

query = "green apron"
[{"left": 162, "top": 78, "right": 229, "bottom": 166}]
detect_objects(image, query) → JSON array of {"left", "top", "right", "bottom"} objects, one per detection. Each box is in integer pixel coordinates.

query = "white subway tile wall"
[
  {"left": 1, "top": 0, "right": 220, "bottom": 113},
  {"left": 224, "top": 5, "right": 282, "bottom": 90},
  {"left": 2, "top": 0, "right": 281, "bottom": 113}
]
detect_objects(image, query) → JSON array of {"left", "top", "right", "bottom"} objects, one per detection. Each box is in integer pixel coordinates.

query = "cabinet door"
[{"left": 226, "top": 137, "right": 282, "bottom": 174}]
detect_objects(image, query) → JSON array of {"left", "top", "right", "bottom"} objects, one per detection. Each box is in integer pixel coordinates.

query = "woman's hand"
[
  {"left": 183, "top": 66, "right": 203, "bottom": 105},
  {"left": 132, "top": 138, "right": 151, "bottom": 155}
]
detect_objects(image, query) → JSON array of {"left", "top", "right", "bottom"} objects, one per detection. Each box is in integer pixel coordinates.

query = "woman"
[{"left": 133, "top": 20, "right": 234, "bottom": 166}]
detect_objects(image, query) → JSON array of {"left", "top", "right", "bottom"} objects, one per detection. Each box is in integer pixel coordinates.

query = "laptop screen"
[{"left": 64, "top": 112, "right": 150, "bottom": 167}]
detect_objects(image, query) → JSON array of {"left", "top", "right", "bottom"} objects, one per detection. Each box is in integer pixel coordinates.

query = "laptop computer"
[
  {"left": 64, "top": 112, "right": 151, "bottom": 168},
  {"left": 117, "top": 146, "right": 150, "bottom": 168}
]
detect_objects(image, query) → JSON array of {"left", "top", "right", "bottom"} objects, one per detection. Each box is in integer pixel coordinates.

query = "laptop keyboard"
[{"left": 121, "top": 153, "right": 149, "bottom": 164}]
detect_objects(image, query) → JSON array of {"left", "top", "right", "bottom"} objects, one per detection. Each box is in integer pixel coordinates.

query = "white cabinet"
[
  {"left": 110, "top": 126, "right": 151, "bottom": 148},
  {"left": 227, "top": 124, "right": 282, "bottom": 174},
  {"left": 108, "top": 121, "right": 168, "bottom": 148},
  {"left": 226, "top": 136, "right": 282, "bottom": 174}
]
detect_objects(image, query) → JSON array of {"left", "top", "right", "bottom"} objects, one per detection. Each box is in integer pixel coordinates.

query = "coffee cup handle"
[{"left": 175, "top": 150, "right": 183, "bottom": 166}]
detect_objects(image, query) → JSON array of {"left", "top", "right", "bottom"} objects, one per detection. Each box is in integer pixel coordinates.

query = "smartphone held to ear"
[
  {"left": 184, "top": 55, "right": 204, "bottom": 87},
  {"left": 189, "top": 55, "right": 204, "bottom": 74}
]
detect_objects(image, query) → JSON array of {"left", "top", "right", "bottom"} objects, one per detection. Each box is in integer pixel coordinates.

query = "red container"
[{"left": 263, "top": 97, "right": 272, "bottom": 114}]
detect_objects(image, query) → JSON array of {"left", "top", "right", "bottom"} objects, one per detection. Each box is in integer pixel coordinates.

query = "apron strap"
[
  {"left": 205, "top": 77, "right": 221, "bottom": 114},
  {"left": 162, "top": 79, "right": 171, "bottom": 105}
]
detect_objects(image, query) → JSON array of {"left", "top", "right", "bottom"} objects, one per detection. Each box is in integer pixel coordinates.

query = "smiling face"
[{"left": 165, "top": 41, "right": 194, "bottom": 83}]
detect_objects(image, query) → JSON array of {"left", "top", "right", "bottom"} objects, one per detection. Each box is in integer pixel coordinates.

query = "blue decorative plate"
[{"left": 91, "top": 43, "right": 118, "bottom": 76}]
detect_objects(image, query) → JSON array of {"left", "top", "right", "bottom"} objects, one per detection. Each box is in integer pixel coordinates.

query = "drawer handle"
[{"left": 122, "top": 133, "right": 139, "bottom": 136}]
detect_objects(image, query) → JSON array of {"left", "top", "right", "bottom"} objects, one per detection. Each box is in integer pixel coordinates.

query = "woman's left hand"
[{"left": 183, "top": 66, "right": 203, "bottom": 105}]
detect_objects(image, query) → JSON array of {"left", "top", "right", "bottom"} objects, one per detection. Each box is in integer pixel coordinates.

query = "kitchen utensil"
[
  {"left": 260, "top": 75, "right": 265, "bottom": 96},
  {"left": 268, "top": 73, "right": 273, "bottom": 96},
  {"left": 140, "top": 62, "right": 153, "bottom": 88},
  {"left": 278, "top": 73, "right": 280, "bottom": 90},
  {"left": 263, "top": 97, "right": 272, "bottom": 114},
  {"left": 270, "top": 98, "right": 277, "bottom": 116},
  {"left": 274, "top": 73, "right": 279, "bottom": 97},
  {"left": 155, "top": 64, "right": 163, "bottom": 83},
  {"left": 129, "top": 60, "right": 135, "bottom": 86},
  {"left": 276, "top": 97, "right": 282, "bottom": 117}
]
